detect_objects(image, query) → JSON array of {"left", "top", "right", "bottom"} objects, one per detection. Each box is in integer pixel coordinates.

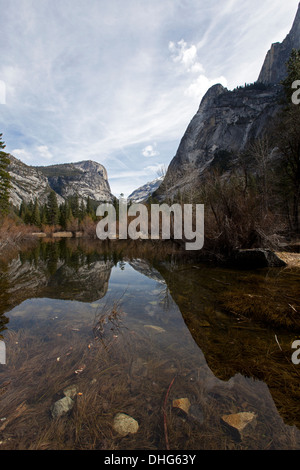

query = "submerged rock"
[
  {"left": 221, "top": 412, "right": 257, "bottom": 441},
  {"left": 63, "top": 385, "right": 78, "bottom": 399},
  {"left": 113, "top": 413, "right": 139, "bottom": 437},
  {"left": 130, "top": 357, "right": 148, "bottom": 378},
  {"left": 144, "top": 325, "right": 166, "bottom": 333},
  {"left": 51, "top": 396, "right": 74, "bottom": 419},
  {"left": 172, "top": 398, "right": 191, "bottom": 415},
  {"left": 172, "top": 399, "right": 204, "bottom": 424}
]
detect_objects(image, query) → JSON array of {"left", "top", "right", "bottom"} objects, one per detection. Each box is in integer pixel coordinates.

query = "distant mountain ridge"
[
  {"left": 8, "top": 155, "right": 113, "bottom": 208},
  {"left": 128, "top": 176, "right": 164, "bottom": 203},
  {"left": 35, "top": 160, "right": 112, "bottom": 203}
]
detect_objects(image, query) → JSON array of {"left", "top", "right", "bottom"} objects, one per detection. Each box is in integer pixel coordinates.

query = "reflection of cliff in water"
[
  {"left": 149, "top": 260, "right": 300, "bottom": 431},
  {"left": 43, "top": 258, "right": 113, "bottom": 302},
  {"left": 129, "top": 259, "right": 165, "bottom": 284},
  {"left": 0, "top": 240, "right": 114, "bottom": 317}
]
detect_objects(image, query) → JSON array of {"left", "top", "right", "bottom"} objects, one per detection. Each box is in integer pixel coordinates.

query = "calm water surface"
[{"left": 0, "top": 240, "right": 299, "bottom": 450}]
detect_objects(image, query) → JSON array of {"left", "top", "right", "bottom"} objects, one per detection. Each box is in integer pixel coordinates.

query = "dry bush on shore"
[{"left": 0, "top": 217, "right": 37, "bottom": 253}]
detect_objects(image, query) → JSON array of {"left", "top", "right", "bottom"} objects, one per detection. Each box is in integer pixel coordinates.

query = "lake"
[{"left": 0, "top": 239, "right": 299, "bottom": 450}]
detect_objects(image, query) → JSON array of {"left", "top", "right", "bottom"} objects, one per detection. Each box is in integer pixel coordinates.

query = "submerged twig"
[
  {"left": 0, "top": 401, "right": 27, "bottom": 432},
  {"left": 163, "top": 376, "right": 176, "bottom": 451},
  {"left": 93, "top": 293, "right": 127, "bottom": 345},
  {"left": 275, "top": 335, "right": 283, "bottom": 352}
]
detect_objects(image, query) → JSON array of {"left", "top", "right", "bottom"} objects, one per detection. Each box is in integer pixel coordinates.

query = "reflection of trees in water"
[
  {"left": 0, "top": 239, "right": 128, "bottom": 314},
  {"left": 128, "top": 258, "right": 173, "bottom": 312},
  {"left": 159, "top": 286, "right": 172, "bottom": 311}
]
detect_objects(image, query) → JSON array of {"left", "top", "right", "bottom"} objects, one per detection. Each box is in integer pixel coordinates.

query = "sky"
[{"left": 0, "top": 0, "right": 299, "bottom": 197}]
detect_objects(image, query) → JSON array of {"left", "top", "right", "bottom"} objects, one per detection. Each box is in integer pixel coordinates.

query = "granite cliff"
[
  {"left": 8, "top": 156, "right": 113, "bottom": 208},
  {"left": 8, "top": 154, "right": 63, "bottom": 208},
  {"left": 155, "top": 3, "right": 300, "bottom": 200},
  {"left": 258, "top": 3, "right": 300, "bottom": 85},
  {"left": 36, "top": 160, "right": 113, "bottom": 203}
]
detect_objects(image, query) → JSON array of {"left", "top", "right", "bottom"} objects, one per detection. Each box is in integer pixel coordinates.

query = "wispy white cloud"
[
  {"left": 11, "top": 148, "right": 32, "bottom": 163},
  {"left": 36, "top": 145, "right": 53, "bottom": 161},
  {"left": 169, "top": 39, "right": 204, "bottom": 74},
  {"left": 168, "top": 38, "right": 228, "bottom": 99},
  {"left": 185, "top": 74, "right": 228, "bottom": 99},
  {"left": 144, "top": 163, "right": 164, "bottom": 174},
  {"left": 0, "top": 0, "right": 299, "bottom": 197},
  {"left": 142, "top": 144, "right": 159, "bottom": 158},
  {"left": 12, "top": 145, "right": 53, "bottom": 163}
]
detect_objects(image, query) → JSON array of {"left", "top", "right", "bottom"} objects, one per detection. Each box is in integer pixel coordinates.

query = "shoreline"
[
  {"left": 275, "top": 252, "right": 300, "bottom": 268},
  {"left": 1, "top": 231, "right": 300, "bottom": 270}
]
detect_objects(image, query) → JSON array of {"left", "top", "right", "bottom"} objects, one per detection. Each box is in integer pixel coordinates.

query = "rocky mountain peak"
[
  {"left": 128, "top": 176, "right": 164, "bottom": 204},
  {"left": 36, "top": 160, "right": 113, "bottom": 203},
  {"left": 8, "top": 154, "right": 64, "bottom": 207},
  {"left": 8, "top": 154, "right": 114, "bottom": 208},
  {"left": 289, "top": 2, "right": 300, "bottom": 42},
  {"left": 198, "top": 84, "right": 227, "bottom": 111},
  {"left": 72, "top": 160, "right": 109, "bottom": 181},
  {"left": 258, "top": 2, "right": 300, "bottom": 85}
]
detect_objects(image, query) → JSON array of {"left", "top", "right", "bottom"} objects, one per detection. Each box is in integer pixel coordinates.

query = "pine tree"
[
  {"left": 47, "top": 190, "right": 59, "bottom": 226},
  {"left": 59, "top": 200, "right": 72, "bottom": 229},
  {"left": 86, "top": 196, "right": 92, "bottom": 216},
  {"left": 19, "top": 201, "right": 28, "bottom": 220},
  {"left": 0, "top": 134, "right": 11, "bottom": 216},
  {"left": 70, "top": 195, "right": 80, "bottom": 219},
  {"left": 32, "top": 198, "right": 41, "bottom": 227},
  {"left": 59, "top": 202, "right": 67, "bottom": 229},
  {"left": 40, "top": 204, "right": 48, "bottom": 226},
  {"left": 24, "top": 201, "right": 34, "bottom": 225},
  {"left": 79, "top": 199, "right": 86, "bottom": 221}
]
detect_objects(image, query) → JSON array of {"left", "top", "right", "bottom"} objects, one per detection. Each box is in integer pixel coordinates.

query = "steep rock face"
[
  {"left": 157, "top": 84, "right": 281, "bottom": 196},
  {"left": 128, "top": 176, "right": 163, "bottom": 203},
  {"left": 36, "top": 160, "right": 113, "bottom": 203},
  {"left": 156, "top": 4, "right": 300, "bottom": 198},
  {"left": 8, "top": 155, "right": 64, "bottom": 207},
  {"left": 129, "top": 259, "right": 165, "bottom": 284},
  {"left": 8, "top": 156, "right": 113, "bottom": 208},
  {"left": 258, "top": 3, "right": 300, "bottom": 84}
]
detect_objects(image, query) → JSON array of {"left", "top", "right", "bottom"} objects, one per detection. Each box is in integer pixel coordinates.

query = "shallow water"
[{"left": 0, "top": 239, "right": 300, "bottom": 450}]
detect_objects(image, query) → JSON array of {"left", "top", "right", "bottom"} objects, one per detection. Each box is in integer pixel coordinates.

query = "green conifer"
[{"left": 0, "top": 134, "right": 11, "bottom": 216}]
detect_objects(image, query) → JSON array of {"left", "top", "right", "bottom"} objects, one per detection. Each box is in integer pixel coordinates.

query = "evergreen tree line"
[{"left": 18, "top": 192, "right": 99, "bottom": 230}]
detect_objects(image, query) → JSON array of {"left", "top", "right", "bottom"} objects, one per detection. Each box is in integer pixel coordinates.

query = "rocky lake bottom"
[{"left": 0, "top": 239, "right": 300, "bottom": 450}]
